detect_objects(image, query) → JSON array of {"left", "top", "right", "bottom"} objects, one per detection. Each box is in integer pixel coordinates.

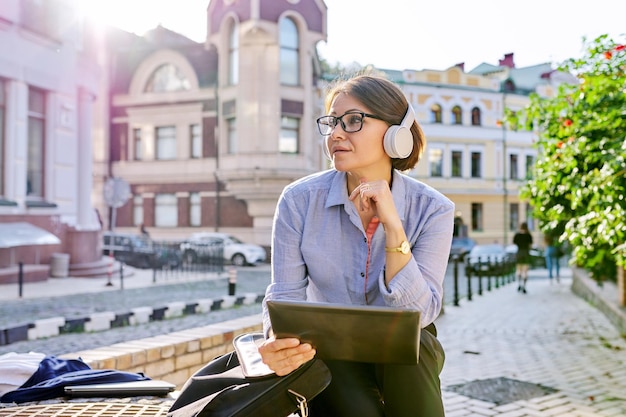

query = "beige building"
[{"left": 393, "top": 55, "right": 574, "bottom": 246}]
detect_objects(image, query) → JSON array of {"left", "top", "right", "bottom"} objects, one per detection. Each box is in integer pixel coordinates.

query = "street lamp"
[{"left": 502, "top": 93, "right": 508, "bottom": 247}]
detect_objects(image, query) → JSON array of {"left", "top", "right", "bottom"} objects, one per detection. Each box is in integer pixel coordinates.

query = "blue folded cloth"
[{"left": 0, "top": 355, "right": 149, "bottom": 403}]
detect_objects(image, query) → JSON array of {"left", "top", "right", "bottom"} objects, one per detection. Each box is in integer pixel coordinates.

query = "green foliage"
[{"left": 508, "top": 35, "right": 626, "bottom": 282}]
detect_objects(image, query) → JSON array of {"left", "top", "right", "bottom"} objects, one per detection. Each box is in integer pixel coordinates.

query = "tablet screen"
[{"left": 267, "top": 300, "right": 421, "bottom": 364}]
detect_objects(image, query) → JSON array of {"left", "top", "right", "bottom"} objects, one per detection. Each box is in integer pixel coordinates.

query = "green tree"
[{"left": 509, "top": 35, "right": 626, "bottom": 282}]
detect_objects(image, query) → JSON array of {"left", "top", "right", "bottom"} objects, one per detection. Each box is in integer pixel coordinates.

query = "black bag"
[{"left": 167, "top": 350, "right": 331, "bottom": 417}]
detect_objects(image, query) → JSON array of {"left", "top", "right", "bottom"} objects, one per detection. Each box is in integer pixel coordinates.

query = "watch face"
[{"left": 401, "top": 241, "right": 410, "bottom": 254}]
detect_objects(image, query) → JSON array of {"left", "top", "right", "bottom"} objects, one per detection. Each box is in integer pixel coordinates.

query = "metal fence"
[{"left": 448, "top": 255, "right": 517, "bottom": 306}]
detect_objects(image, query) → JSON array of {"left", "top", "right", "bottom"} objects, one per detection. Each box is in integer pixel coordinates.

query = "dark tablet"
[{"left": 267, "top": 300, "right": 421, "bottom": 364}]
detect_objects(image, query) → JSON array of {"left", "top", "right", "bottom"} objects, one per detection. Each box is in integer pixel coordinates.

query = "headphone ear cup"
[{"left": 383, "top": 125, "right": 413, "bottom": 159}]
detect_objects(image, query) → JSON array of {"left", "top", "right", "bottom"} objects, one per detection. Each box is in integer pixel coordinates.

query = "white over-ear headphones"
[
  {"left": 321, "top": 103, "right": 416, "bottom": 160},
  {"left": 383, "top": 103, "right": 415, "bottom": 159}
]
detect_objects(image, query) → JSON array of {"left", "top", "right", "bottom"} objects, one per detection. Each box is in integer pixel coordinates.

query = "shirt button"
[{"left": 361, "top": 272, "right": 365, "bottom": 277}]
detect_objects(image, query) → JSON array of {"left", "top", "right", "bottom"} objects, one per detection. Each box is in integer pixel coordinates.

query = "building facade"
[
  {"left": 0, "top": 0, "right": 103, "bottom": 281},
  {"left": 96, "top": 0, "right": 328, "bottom": 247}
]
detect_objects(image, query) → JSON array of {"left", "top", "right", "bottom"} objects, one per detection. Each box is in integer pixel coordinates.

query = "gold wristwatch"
[{"left": 385, "top": 240, "right": 410, "bottom": 254}]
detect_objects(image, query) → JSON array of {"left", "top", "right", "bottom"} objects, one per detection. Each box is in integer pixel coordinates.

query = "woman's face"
[{"left": 325, "top": 93, "right": 390, "bottom": 174}]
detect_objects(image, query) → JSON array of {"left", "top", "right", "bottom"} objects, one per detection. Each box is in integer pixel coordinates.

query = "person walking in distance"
[
  {"left": 259, "top": 73, "right": 454, "bottom": 417},
  {"left": 513, "top": 222, "right": 533, "bottom": 293},
  {"left": 544, "top": 233, "right": 560, "bottom": 283}
]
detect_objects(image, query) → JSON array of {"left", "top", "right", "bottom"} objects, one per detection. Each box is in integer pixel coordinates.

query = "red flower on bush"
[
  {"left": 563, "top": 119, "right": 573, "bottom": 127},
  {"left": 557, "top": 141, "right": 564, "bottom": 149},
  {"left": 604, "top": 51, "right": 612, "bottom": 59},
  {"left": 615, "top": 44, "right": 625, "bottom": 52}
]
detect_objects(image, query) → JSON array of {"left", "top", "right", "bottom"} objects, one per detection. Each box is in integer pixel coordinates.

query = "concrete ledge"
[
  {"left": 0, "top": 293, "right": 264, "bottom": 347},
  {"left": 85, "top": 312, "right": 116, "bottom": 332},
  {"left": 572, "top": 267, "right": 626, "bottom": 335},
  {"left": 59, "top": 314, "right": 264, "bottom": 388},
  {"left": 28, "top": 316, "right": 66, "bottom": 340}
]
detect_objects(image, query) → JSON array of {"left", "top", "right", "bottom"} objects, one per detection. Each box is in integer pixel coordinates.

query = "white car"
[
  {"left": 180, "top": 232, "right": 266, "bottom": 266},
  {"left": 466, "top": 244, "right": 512, "bottom": 274}
]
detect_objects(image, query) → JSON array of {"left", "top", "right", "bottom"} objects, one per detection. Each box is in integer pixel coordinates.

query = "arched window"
[
  {"left": 471, "top": 107, "right": 481, "bottom": 126},
  {"left": 144, "top": 64, "right": 191, "bottom": 92},
  {"left": 430, "top": 104, "right": 442, "bottom": 124},
  {"left": 279, "top": 17, "right": 299, "bottom": 85},
  {"left": 451, "top": 105, "right": 462, "bottom": 125},
  {"left": 228, "top": 22, "right": 239, "bottom": 85}
]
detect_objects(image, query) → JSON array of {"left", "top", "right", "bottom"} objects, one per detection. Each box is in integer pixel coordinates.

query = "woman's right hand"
[{"left": 258, "top": 336, "right": 316, "bottom": 376}]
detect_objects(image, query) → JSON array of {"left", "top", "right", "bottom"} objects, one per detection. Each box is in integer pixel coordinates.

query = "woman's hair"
[
  {"left": 324, "top": 73, "right": 426, "bottom": 171},
  {"left": 520, "top": 222, "right": 529, "bottom": 232}
]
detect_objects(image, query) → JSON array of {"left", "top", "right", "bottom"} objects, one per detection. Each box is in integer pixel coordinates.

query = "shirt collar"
[{"left": 325, "top": 170, "right": 408, "bottom": 221}]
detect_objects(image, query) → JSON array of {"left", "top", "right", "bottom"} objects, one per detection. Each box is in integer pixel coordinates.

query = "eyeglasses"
[{"left": 316, "top": 111, "right": 384, "bottom": 136}]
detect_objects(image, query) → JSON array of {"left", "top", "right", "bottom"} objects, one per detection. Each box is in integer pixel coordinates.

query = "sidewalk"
[
  {"left": 0, "top": 266, "right": 210, "bottom": 301},
  {"left": 436, "top": 267, "right": 626, "bottom": 416}
]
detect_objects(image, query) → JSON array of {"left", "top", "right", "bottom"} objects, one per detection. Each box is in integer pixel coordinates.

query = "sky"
[{"left": 78, "top": 0, "right": 625, "bottom": 71}]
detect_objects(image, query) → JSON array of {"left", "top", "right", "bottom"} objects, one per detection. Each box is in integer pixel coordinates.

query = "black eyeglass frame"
[{"left": 316, "top": 111, "right": 385, "bottom": 135}]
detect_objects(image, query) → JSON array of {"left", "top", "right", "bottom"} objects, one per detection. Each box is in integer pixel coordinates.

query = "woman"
[
  {"left": 513, "top": 222, "right": 533, "bottom": 293},
  {"left": 259, "top": 74, "right": 454, "bottom": 417}
]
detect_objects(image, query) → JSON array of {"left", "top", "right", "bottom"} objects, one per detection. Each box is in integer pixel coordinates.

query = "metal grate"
[
  {"left": 0, "top": 402, "right": 171, "bottom": 417},
  {"left": 445, "top": 377, "right": 558, "bottom": 405}
]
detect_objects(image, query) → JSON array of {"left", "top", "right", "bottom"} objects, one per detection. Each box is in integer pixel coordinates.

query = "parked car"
[
  {"left": 102, "top": 232, "right": 181, "bottom": 269},
  {"left": 180, "top": 232, "right": 266, "bottom": 267},
  {"left": 505, "top": 245, "right": 546, "bottom": 268},
  {"left": 449, "top": 237, "right": 476, "bottom": 260},
  {"left": 466, "top": 244, "right": 513, "bottom": 275}
]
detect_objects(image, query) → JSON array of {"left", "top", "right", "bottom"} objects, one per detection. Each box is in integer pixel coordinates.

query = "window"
[
  {"left": 279, "top": 116, "right": 299, "bottom": 154},
  {"left": 0, "top": 81, "right": 4, "bottom": 196},
  {"left": 525, "top": 155, "right": 534, "bottom": 179},
  {"left": 451, "top": 151, "right": 462, "bottom": 177},
  {"left": 144, "top": 64, "right": 191, "bottom": 93},
  {"left": 279, "top": 17, "right": 299, "bottom": 85},
  {"left": 526, "top": 204, "right": 534, "bottom": 231},
  {"left": 155, "top": 194, "right": 177, "bottom": 227},
  {"left": 156, "top": 126, "right": 176, "bottom": 160},
  {"left": 503, "top": 79, "right": 515, "bottom": 92},
  {"left": 451, "top": 106, "right": 462, "bottom": 125},
  {"left": 471, "top": 203, "right": 483, "bottom": 231},
  {"left": 133, "top": 195, "right": 143, "bottom": 226},
  {"left": 509, "top": 203, "right": 519, "bottom": 231},
  {"left": 189, "top": 192, "right": 201, "bottom": 227},
  {"left": 471, "top": 107, "right": 481, "bottom": 126},
  {"left": 509, "top": 154, "right": 518, "bottom": 180},
  {"left": 429, "top": 149, "right": 443, "bottom": 177},
  {"left": 430, "top": 104, "right": 442, "bottom": 124},
  {"left": 227, "top": 118, "right": 237, "bottom": 154},
  {"left": 190, "top": 124, "right": 201, "bottom": 158},
  {"left": 27, "top": 88, "right": 45, "bottom": 198},
  {"left": 471, "top": 151, "right": 482, "bottom": 178},
  {"left": 228, "top": 23, "right": 239, "bottom": 85},
  {"left": 133, "top": 128, "right": 142, "bottom": 160}
]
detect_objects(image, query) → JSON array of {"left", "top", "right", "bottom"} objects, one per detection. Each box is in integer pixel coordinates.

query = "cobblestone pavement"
[
  {"left": 437, "top": 272, "right": 626, "bottom": 416},
  {"left": 2, "top": 265, "right": 626, "bottom": 416}
]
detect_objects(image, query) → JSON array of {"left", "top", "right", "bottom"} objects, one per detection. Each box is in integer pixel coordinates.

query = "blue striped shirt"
[{"left": 263, "top": 169, "right": 454, "bottom": 334}]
